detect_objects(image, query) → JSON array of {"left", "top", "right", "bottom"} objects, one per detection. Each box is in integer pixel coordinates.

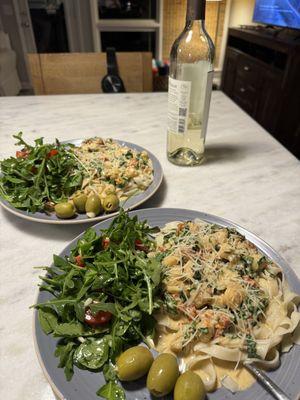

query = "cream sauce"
[
  {"left": 213, "top": 359, "right": 255, "bottom": 390},
  {"left": 154, "top": 331, "right": 255, "bottom": 392}
]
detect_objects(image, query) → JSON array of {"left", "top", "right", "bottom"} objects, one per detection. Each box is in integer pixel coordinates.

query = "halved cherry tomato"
[
  {"left": 102, "top": 237, "right": 110, "bottom": 249},
  {"left": 47, "top": 149, "right": 59, "bottom": 158},
  {"left": 16, "top": 149, "right": 29, "bottom": 158},
  {"left": 135, "top": 239, "right": 148, "bottom": 252},
  {"left": 75, "top": 255, "right": 84, "bottom": 267},
  {"left": 84, "top": 309, "right": 112, "bottom": 327}
]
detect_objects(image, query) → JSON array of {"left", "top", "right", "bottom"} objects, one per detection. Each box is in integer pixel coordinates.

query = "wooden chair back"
[{"left": 27, "top": 52, "right": 152, "bottom": 94}]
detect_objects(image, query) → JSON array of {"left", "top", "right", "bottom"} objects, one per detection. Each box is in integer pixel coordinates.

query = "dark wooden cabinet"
[{"left": 221, "top": 28, "right": 300, "bottom": 159}]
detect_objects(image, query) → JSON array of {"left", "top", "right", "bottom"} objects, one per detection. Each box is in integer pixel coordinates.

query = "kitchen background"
[
  {"left": 0, "top": 0, "right": 256, "bottom": 92},
  {"left": 0, "top": 0, "right": 299, "bottom": 159}
]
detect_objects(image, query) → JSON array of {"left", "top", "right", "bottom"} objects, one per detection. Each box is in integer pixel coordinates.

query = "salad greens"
[
  {"left": 34, "top": 210, "right": 162, "bottom": 399},
  {"left": 0, "top": 132, "right": 83, "bottom": 212}
]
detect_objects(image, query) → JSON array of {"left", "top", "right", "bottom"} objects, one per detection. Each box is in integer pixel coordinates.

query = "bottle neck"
[{"left": 186, "top": 0, "right": 206, "bottom": 23}]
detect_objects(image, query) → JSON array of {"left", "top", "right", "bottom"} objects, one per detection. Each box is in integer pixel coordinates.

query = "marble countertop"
[{"left": 0, "top": 91, "right": 299, "bottom": 400}]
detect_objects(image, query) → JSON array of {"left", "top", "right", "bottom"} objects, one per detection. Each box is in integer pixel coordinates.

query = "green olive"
[
  {"left": 146, "top": 353, "right": 179, "bottom": 397},
  {"left": 54, "top": 202, "right": 75, "bottom": 219},
  {"left": 73, "top": 192, "right": 87, "bottom": 213},
  {"left": 101, "top": 194, "right": 119, "bottom": 212},
  {"left": 116, "top": 346, "right": 154, "bottom": 381},
  {"left": 85, "top": 193, "right": 103, "bottom": 218},
  {"left": 174, "top": 371, "right": 206, "bottom": 400}
]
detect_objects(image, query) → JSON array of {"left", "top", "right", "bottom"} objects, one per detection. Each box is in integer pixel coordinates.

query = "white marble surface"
[{"left": 0, "top": 91, "right": 299, "bottom": 400}]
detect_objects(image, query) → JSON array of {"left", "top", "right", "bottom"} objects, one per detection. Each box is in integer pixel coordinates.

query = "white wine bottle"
[{"left": 167, "top": 0, "right": 215, "bottom": 166}]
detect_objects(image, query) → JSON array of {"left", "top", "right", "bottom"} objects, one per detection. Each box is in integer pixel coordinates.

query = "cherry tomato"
[
  {"left": 84, "top": 309, "right": 112, "bottom": 327},
  {"left": 135, "top": 239, "right": 148, "bottom": 252},
  {"left": 102, "top": 237, "right": 110, "bottom": 249},
  {"left": 47, "top": 149, "right": 59, "bottom": 158},
  {"left": 16, "top": 149, "right": 29, "bottom": 158},
  {"left": 75, "top": 255, "right": 84, "bottom": 267}
]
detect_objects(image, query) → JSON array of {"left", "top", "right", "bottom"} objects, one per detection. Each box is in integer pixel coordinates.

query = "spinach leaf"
[
  {"left": 103, "top": 362, "right": 117, "bottom": 382},
  {"left": 74, "top": 337, "right": 109, "bottom": 370},
  {"left": 96, "top": 381, "right": 125, "bottom": 400}
]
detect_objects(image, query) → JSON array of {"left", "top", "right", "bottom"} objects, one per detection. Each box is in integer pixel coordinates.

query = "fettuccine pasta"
[{"left": 151, "top": 219, "right": 300, "bottom": 392}]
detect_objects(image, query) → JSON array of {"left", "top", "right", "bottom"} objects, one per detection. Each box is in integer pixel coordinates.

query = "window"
[
  {"left": 101, "top": 31, "right": 156, "bottom": 53},
  {"left": 98, "top": 1, "right": 157, "bottom": 19},
  {"left": 90, "top": 0, "right": 162, "bottom": 59}
]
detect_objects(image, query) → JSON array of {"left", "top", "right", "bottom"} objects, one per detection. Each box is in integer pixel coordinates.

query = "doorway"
[{"left": 28, "top": 0, "right": 69, "bottom": 53}]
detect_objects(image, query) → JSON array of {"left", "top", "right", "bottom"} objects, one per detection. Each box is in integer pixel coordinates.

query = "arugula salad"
[
  {"left": 34, "top": 210, "right": 162, "bottom": 398},
  {"left": 0, "top": 133, "right": 154, "bottom": 220}
]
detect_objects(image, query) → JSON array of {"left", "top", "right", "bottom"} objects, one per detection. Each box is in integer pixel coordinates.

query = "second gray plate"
[
  {"left": 33, "top": 208, "right": 300, "bottom": 400},
  {"left": 0, "top": 139, "right": 163, "bottom": 224}
]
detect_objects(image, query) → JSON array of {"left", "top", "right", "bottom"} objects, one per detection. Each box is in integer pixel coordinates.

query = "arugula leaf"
[
  {"left": 74, "top": 301, "right": 85, "bottom": 322},
  {"left": 54, "top": 322, "right": 85, "bottom": 337},
  {"left": 90, "top": 302, "right": 116, "bottom": 316},
  {"left": 55, "top": 341, "right": 77, "bottom": 381},
  {"left": 53, "top": 255, "right": 72, "bottom": 271},
  {"left": 38, "top": 307, "right": 58, "bottom": 334},
  {"left": 96, "top": 382, "right": 125, "bottom": 400}
]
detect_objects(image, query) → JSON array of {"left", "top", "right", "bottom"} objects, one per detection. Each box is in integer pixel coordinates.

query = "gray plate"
[
  {"left": 33, "top": 208, "right": 300, "bottom": 400},
  {"left": 0, "top": 139, "right": 163, "bottom": 224}
]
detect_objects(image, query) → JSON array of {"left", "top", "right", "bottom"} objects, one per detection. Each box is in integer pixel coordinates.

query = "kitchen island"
[{"left": 0, "top": 91, "right": 299, "bottom": 400}]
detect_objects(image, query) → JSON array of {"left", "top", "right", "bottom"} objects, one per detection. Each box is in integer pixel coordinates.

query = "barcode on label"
[
  {"left": 179, "top": 108, "right": 187, "bottom": 117},
  {"left": 178, "top": 119, "right": 185, "bottom": 133}
]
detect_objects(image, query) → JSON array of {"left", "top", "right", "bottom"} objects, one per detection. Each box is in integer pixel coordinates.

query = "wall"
[
  {"left": 228, "top": 0, "right": 256, "bottom": 27},
  {"left": 162, "top": 0, "right": 227, "bottom": 68}
]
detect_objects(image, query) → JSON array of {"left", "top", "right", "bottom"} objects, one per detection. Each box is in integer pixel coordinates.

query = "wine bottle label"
[{"left": 167, "top": 76, "right": 191, "bottom": 135}]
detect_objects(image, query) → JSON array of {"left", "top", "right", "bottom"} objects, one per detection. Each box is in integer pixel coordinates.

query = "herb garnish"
[{"left": 246, "top": 334, "right": 259, "bottom": 358}]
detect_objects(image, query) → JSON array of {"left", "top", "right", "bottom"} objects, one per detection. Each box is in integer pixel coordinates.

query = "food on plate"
[
  {"left": 0, "top": 133, "right": 153, "bottom": 219},
  {"left": 153, "top": 219, "right": 300, "bottom": 392},
  {"left": 34, "top": 211, "right": 161, "bottom": 398},
  {"left": 84, "top": 193, "right": 103, "bottom": 218},
  {"left": 34, "top": 212, "right": 300, "bottom": 398},
  {"left": 72, "top": 192, "right": 87, "bottom": 213},
  {"left": 54, "top": 202, "right": 76, "bottom": 219},
  {"left": 146, "top": 353, "right": 179, "bottom": 397},
  {"left": 116, "top": 346, "right": 154, "bottom": 381},
  {"left": 102, "top": 193, "right": 119, "bottom": 212},
  {"left": 174, "top": 370, "right": 206, "bottom": 400}
]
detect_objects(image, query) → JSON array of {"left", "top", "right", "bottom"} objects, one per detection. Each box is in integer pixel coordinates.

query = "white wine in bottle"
[{"left": 167, "top": 0, "right": 215, "bottom": 166}]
